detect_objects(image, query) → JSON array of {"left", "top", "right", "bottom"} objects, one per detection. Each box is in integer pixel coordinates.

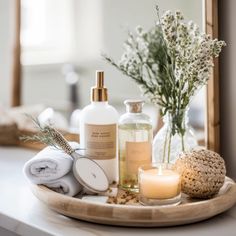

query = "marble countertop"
[{"left": 0, "top": 146, "right": 236, "bottom": 236}]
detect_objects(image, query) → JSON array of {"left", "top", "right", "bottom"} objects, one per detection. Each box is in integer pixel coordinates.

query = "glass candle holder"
[{"left": 138, "top": 163, "right": 181, "bottom": 206}]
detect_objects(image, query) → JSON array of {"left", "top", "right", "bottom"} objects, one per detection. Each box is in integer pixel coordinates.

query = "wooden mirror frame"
[
  {"left": 11, "top": 0, "right": 21, "bottom": 107},
  {"left": 205, "top": 0, "right": 220, "bottom": 152},
  {"left": 11, "top": 0, "right": 220, "bottom": 152}
]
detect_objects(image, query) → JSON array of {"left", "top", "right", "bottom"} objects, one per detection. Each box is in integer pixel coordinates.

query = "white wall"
[
  {"left": 219, "top": 0, "right": 236, "bottom": 180},
  {"left": 73, "top": 0, "right": 203, "bottom": 107}
]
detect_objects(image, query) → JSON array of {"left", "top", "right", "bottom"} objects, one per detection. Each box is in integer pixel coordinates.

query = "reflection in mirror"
[{"left": 20, "top": 0, "right": 205, "bottom": 145}]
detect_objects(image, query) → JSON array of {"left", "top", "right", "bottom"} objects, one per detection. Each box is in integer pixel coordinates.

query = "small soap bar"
[{"left": 82, "top": 196, "right": 108, "bottom": 204}]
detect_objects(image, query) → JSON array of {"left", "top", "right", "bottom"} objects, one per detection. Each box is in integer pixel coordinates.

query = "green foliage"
[{"left": 103, "top": 6, "right": 225, "bottom": 136}]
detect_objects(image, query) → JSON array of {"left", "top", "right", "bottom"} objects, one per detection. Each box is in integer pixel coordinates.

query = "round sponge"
[{"left": 174, "top": 149, "right": 226, "bottom": 199}]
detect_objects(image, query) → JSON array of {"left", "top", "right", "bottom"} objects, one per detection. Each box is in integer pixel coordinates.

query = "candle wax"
[{"left": 139, "top": 168, "right": 180, "bottom": 199}]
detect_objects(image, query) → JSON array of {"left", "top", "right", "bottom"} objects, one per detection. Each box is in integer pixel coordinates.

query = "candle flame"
[{"left": 158, "top": 165, "right": 163, "bottom": 175}]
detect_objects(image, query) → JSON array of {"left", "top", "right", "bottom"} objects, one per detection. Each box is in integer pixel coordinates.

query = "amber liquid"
[{"left": 118, "top": 123, "right": 152, "bottom": 192}]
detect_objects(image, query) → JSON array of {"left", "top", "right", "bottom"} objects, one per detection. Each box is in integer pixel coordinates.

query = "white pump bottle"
[{"left": 79, "top": 71, "right": 118, "bottom": 183}]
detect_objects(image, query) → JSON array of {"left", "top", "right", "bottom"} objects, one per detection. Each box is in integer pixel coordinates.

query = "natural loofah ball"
[{"left": 173, "top": 149, "right": 226, "bottom": 199}]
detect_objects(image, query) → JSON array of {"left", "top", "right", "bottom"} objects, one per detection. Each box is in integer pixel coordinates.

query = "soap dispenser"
[{"left": 79, "top": 71, "right": 119, "bottom": 183}]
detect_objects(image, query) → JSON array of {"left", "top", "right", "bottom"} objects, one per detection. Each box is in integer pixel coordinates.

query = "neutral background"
[
  {"left": 0, "top": 0, "right": 202, "bottom": 108},
  {"left": 0, "top": 0, "right": 205, "bottom": 135}
]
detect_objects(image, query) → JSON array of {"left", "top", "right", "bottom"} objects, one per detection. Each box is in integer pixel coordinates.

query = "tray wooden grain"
[{"left": 30, "top": 177, "right": 236, "bottom": 227}]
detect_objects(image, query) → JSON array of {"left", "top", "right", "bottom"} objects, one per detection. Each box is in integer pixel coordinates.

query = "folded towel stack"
[
  {"left": 45, "top": 172, "right": 82, "bottom": 196},
  {"left": 23, "top": 142, "right": 82, "bottom": 196}
]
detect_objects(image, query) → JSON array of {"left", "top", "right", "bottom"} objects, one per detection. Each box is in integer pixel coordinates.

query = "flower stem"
[
  {"left": 162, "top": 127, "right": 168, "bottom": 163},
  {"left": 181, "top": 134, "right": 185, "bottom": 152},
  {"left": 167, "top": 131, "right": 172, "bottom": 163}
]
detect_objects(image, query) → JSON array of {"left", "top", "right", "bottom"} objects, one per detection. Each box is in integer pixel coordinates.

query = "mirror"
[
  {"left": 19, "top": 0, "right": 206, "bottom": 146},
  {"left": 1, "top": 0, "right": 215, "bottom": 150}
]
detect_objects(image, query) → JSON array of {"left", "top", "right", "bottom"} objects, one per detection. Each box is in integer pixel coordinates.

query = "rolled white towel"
[
  {"left": 23, "top": 142, "right": 79, "bottom": 184},
  {"left": 44, "top": 172, "right": 82, "bottom": 197}
]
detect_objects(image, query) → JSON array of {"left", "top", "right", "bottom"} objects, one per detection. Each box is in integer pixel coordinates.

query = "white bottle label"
[{"left": 84, "top": 123, "right": 117, "bottom": 160}]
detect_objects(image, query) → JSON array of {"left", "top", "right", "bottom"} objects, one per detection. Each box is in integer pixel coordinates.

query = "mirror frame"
[
  {"left": 205, "top": 0, "right": 220, "bottom": 152},
  {"left": 11, "top": 0, "right": 21, "bottom": 107},
  {"left": 11, "top": 0, "right": 220, "bottom": 152}
]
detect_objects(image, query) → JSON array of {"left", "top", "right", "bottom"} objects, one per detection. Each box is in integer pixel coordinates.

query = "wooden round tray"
[{"left": 30, "top": 177, "right": 236, "bottom": 227}]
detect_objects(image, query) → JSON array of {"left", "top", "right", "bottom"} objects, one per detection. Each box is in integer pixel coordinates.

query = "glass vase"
[{"left": 153, "top": 108, "right": 198, "bottom": 164}]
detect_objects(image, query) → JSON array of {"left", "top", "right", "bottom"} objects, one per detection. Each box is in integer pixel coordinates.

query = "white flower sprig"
[
  {"left": 103, "top": 7, "right": 225, "bottom": 137},
  {"left": 161, "top": 10, "right": 225, "bottom": 103}
]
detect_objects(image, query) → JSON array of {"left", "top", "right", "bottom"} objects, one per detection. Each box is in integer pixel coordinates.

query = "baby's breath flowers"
[{"left": 103, "top": 7, "right": 225, "bottom": 147}]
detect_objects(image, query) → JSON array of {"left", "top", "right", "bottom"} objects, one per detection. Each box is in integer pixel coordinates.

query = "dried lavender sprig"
[
  {"left": 19, "top": 115, "right": 60, "bottom": 149},
  {"left": 46, "top": 126, "right": 74, "bottom": 155},
  {"left": 20, "top": 115, "right": 79, "bottom": 156}
]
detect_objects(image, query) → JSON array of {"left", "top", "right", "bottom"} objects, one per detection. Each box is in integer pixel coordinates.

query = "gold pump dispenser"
[{"left": 91, "top": 71, "right": 108, "bottom": 102}]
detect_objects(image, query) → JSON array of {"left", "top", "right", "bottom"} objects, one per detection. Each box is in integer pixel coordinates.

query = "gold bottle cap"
[
  {"left": 91, "top": 71, "right": 108, "bottom": 102},
  {"left": 124, "top": 99, "right": 144, "bottom": 113}
]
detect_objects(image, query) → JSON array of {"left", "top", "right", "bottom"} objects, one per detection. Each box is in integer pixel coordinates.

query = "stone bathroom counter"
[{"left": 0, "top": 146, "right": 236, "bottom": 236}]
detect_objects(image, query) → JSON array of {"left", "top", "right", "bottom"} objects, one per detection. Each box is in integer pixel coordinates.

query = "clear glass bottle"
[{"left": 118, "top": 100, "right": 152, "bottom": 192}]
